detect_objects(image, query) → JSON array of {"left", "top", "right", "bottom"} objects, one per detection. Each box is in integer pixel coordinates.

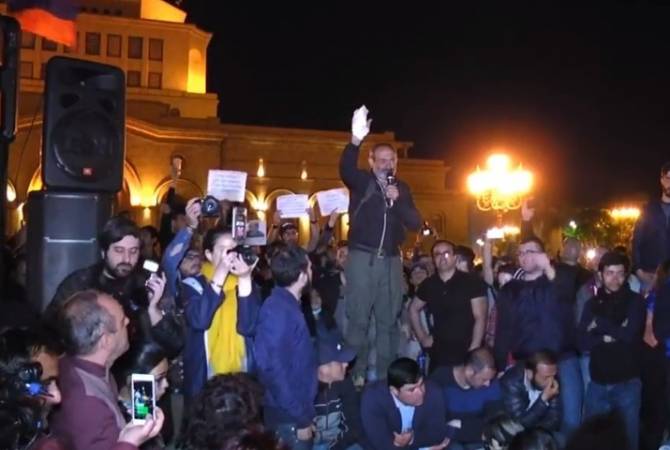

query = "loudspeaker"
[
  {"left": 42, "top": 56, "right": 125, "bottom": 192},
  {"left": 26, "top": 191, "right": 112, "bottom": 312},
  {"left": 0, "top": 16, "right": 19, "bottom": 141}
]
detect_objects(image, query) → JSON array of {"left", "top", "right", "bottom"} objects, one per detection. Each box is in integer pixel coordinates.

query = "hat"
[
  {"left": 280, "top": 222, "right": 298, "bottom": 233},
  {"left": 317, "top": 335, "right": 356, "bottom": 366}
]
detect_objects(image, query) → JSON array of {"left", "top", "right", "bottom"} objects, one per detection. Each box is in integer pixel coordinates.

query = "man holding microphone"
[{"left": 340, "top": 105, "right": 421, "bottom": 384}]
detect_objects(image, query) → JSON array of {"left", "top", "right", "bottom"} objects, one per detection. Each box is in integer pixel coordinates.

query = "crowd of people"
[{"left": 1, "top": 106, "right": 670, "bottom": 450}]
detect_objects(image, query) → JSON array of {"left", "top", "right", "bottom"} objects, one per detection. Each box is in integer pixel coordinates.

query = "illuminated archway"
[
  {"left": 187, "top": 48, "right": 206, "bottom": 93},
  {"left": 153, "top": 177, "right": 204, "bottom": 207}
]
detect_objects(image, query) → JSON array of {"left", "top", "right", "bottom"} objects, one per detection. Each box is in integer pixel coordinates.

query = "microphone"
[{"left": 386, "top": 171, "right": 396, "bottom": 207}]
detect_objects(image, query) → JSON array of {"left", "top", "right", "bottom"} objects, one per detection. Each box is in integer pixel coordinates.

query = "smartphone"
[
  {"left": 232, "top": 206, "right": 247, "bottom": 242},
  {"left": 143, "top": 259, "right": 159, "bottom": 274},
  {"left": 131, "top": 373, "right": 156, "bottom": 424},
  {"left": 486, "top": 227, "right": 504, "bottom": 240}
]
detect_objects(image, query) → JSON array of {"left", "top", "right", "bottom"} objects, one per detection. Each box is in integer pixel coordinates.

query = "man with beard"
[
  {"left": 500, "top": 350, "right": 562, "bottom": 439},
  {"left": 254, "top": 245, "right": 318, "bottom": 450},
  {"left": 46, "top": 216, "right": 182, "bottom": 357},
  {"left": 632, "top": 161, "right": 670, "bottom": 292}
]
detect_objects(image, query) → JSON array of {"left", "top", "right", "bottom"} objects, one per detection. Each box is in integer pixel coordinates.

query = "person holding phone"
[
  {"left": 180, "top": 226, "right": 261, "bottom": 403},
  {"left": 115, "top": 340, "right": 171, "bottom": 449}
]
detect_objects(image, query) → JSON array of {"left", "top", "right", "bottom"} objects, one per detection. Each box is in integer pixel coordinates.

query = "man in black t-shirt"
[{"left": 409, "top": 240, "right": 488, "bottom": 369}]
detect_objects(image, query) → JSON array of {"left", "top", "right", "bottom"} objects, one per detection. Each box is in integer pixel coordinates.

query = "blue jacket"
[
  {"left": 254, "top": 287, "right": 318, "bottom": 428},
  {"left": 494, "top": 275, "right": 575, "bottom": 371},
  {"left": 162, "top": 227, "right": 194, "bottom": 301},
  {"left": 181, "top": 274, "right": 261, "bottom": 399},
  {"left": 360, "top": 380, "right": 451, "bottom": 450},
  {"left": 633, "top": 200, "right": 670, "bottom": 273}
]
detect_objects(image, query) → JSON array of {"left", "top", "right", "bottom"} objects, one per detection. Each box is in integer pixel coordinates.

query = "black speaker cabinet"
[
  {"left": 42, "top": 56, "right": 125, "bottom": 192},
  {"left": 26, "top": 190, "right": 112, "bottom": 312}
]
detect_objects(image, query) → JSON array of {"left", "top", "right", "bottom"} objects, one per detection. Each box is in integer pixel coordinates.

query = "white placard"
[
  {"left": 276, "top": 194, "right": 309, "bottom": 219},
  {"left": 245, "top": 220, "right": 267, "bottom": 246},
  {"left": 206, "top": 170, "right": 247, "bottom": 202},
  {"left": 316, "top": 188, "right": 349, "bottom": 216}
]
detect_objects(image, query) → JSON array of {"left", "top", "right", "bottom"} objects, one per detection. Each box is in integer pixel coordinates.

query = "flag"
[{"left": 7, "top": 0, "right": 77, "bottom": 47}]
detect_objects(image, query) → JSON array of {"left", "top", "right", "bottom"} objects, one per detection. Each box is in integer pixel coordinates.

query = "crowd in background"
[{"left": 1, "top": 106, "right": 670, "bottom": 450}]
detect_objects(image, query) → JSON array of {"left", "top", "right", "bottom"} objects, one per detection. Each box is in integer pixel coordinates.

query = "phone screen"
[
  {"left": 232, "top": 207, "right": 247, "bottom": 242},
  {"left": 132, "top": 379, "right": 155, "bottom": 421}
]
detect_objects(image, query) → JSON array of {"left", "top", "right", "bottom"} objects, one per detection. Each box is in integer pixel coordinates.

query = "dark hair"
[
  {"left": 612, "top": 245, "right": 628, "bottom": 256},
  {"left": 60, "top": 290, "right": 117, "bottom": 356},
  {"left": 430, "top": 239, "right": 456, "bottom": 257},
  {"left": 662, "top": 161, "right": 670, "bottom": 176},
  {"left": 183, "top": 373, "right": 264, "bottom": 450},
  {"left": 524, "top": 350, "right": 558, "bottom": 372},
  {"left": 203, "top": 226, "right": 233, "bottom": 253},
  {"left": 520, "top": 236, "right": 545, "bottom": 252},
  {"left": 113, "top": 340, "right": 167, "bottom": 389},
  {"left": 387, "top": 358, "right": 421, "bottom": 389},
  {"left": 140, "top": 225, "right": 159, "bottom": 240},
  {"left": 466, "top": 347, "right": 496, "bottom": 373},
  {"left": 221, "top": 428, "right": 288, "bottom": 450},
  {"left": 99, "top": 216, "right": 140, "bottom": 252},
  {"left": 0, "top": 330, "right": 47, "bottom": 449},
  {"left": 0, "top": 327, "right": 62, "bottom": 359},
  {"left": 565, "top": 412, "right": 627, "bottom": 450},
  {"left": 597, "top": 251, "right": 629, "bottom": 273},
  {"left": 270, "top": 245, "right": 309, "bottom": 287},
  {"left": 509, "top": 428, "right": 558, "bottom": 450},
  {"left": 455, "top": 245, "right": 475, "bottom": 270}
]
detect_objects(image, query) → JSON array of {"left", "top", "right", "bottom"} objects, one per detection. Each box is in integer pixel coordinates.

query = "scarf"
[{"left": 201, "top": 261, "right": 246, "bottom": 375}]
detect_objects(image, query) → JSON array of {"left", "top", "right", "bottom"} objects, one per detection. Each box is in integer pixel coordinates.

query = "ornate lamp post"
[{"left": 467, "top": 154, "right": 533, "bottom": 223}]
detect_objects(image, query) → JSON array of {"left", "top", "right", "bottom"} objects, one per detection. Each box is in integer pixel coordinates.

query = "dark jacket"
[
  {"left": 430, "top": 367, "right": 504, "bottom": 444},
  {"left": 500, "top": 363, "right": 561, "bottom": 431},
  {"left": 494, "top": 275, "right": 575, "bottom": 371},
  {"left": 578, "top": 287, "right": 645, "bottom": 384},
  {"left": 51, "top": 357, "right": 128, "bottom": 450},
  {"left": 632, "top": 200, "right": 670, "bottom": 272},
  {"left": 314, "top": 378, "right": 363, "bottom": 450},
  {"left": 652, "top": 279, "right": 670, "bottom": 355},
  {"left": 339, "top": 143, "right": 421, "bottom": 255},
  {"left": 360, "top": 380, "right": 451, "bottom": 450},
  {"left": 180, "top": 274, "right": 261, "bottom": 399},
  {"left": 254, "top": 287, "right": 319, "bottom": 428},
  {"left": 47, "top": 262, "right": 184, "bottom": 358}
]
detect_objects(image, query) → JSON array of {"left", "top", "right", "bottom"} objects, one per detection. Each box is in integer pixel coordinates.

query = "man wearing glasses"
[
  {"left": 632, "top": 161, "right": 670, "bottom": 293},
  {"left": 494, "top": 236, "right": 583, "bottom": 439},
  {"left": 409, "top": 240, "right": 488, "bottom": 372}
]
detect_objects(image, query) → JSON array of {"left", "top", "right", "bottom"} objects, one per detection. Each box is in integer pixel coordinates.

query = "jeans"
[
  {"left": 274, "top": 423, "right": 313, "bottom": 450},
  {"left": 584, "top": 378, "right": 642, "bottom": 450},
  {"left": 344, "top": 249, "right": 403, "bottom": 380},
  {"left": 558, "top": 356, "right": 583, "bottom": 438},
  {"left": 579, "top": 354, "right": 591, "bottom": 394}
]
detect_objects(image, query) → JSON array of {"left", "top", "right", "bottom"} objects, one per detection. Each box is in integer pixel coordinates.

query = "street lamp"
[
  {"left": 609, "top": 207, "right": 640, "bottom": 221},
  {"left": 467, "top": 154, "right": 533, "bottom": 219}
]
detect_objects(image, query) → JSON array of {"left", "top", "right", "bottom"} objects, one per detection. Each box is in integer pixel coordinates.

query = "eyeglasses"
[{"left": 432, "top": 250, "right": 452, "bottom": 258}]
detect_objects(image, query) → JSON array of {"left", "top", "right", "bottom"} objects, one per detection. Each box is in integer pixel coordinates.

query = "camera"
[
  {"left": 199, "top": 195, "right": 220, "bottom": 217},
  {"left": 227, "top": 244, "right": 258, "bottom": 266}
]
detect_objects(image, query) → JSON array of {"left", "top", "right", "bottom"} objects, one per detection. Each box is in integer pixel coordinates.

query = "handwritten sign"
[
  {"left": 206, "top": 170, "right": 247, "bottom": 202},
  {"left": 316, "top": 188, "right": 349, "bottom": 216},
  {"left": 277, "top": 194, "right": 309, "bottom": 219}
]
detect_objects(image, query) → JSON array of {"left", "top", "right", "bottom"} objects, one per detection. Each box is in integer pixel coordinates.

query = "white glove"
[{"left": 351, "top": 105, "right": 371, "bottom": 141}]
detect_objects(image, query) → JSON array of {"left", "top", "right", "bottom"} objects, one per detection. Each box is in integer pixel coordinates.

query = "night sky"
[{"left": 181, "top": 2, "right": 670, "bottom": 208}]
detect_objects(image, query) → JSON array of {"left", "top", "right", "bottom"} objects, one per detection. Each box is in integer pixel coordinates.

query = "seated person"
[
  {"left": 500, "top": 351, "right": 562, "bottom": 437},
  {"left": 313, "top": 332, "right": 362, "bottom": 450},
  {"left": 430, "top": 347, "right": 503, "bottom": 449},
  {"left": 361, "top": 358, "right": 451, "bottom": 450}
]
